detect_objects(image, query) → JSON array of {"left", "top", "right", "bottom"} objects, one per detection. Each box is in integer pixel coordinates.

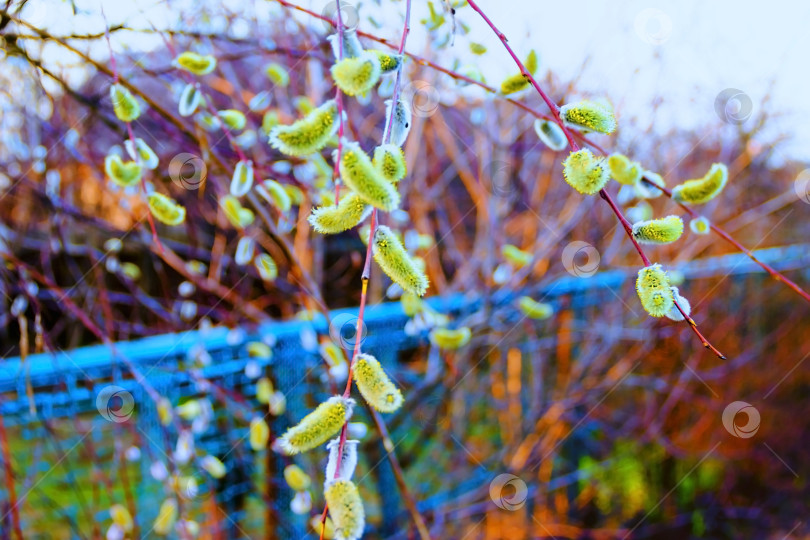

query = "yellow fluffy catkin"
[
  {"left": 353, "top": 353, "right": 403, "bottom": 413},
  {"left": 559, "top": 100, "right": 617, "bottom": 134},
  {"left": 339, "top": 141, "right": 400, "bottom": 211},
  {"left": 147, "top": 193, "right": 186, "bottom": 226},
  {"left": 331, "top": 53, "right": 382, "bottom": 96},
  {"left": 429, "top": 327, "right": 472, "bottom": 349},
  {"left": 309, "top": 192, "right": 372, "bottom": 234},
  {"left": 631, "top": 215, "right": 684, "bottom": 245},
  {"left": 325, "top": 479, "right": 365, "bottom": 540},
  {"left": 110, "top": 84, "right": 141, "bottom": 123},
  {"left": 372, "top": 144, "right": 407, "bottom": 183},
  {"left": 672, "top": 163, "right": 728, "bottom": 205},
  {"left": 174, "top": 52, "right": 217, "bottom": 75},
  {"left": 608, "top": 153, "right": 642, "bottom": 185},
  {"left": 105, "top": 154, "right": 142, "bottom": 187},
  {"left": 368, "top": 49, "right": 403, "bottom": 73},
  {"left": 268, "top": 99, "right": 339, "bottom": 156},
  {"left": 372, "top": 225, "right": 429, "bottom": 296},
  {"left": 562, "top": 148, "right": 610, "bottom": 195},
  {"left": 635, "top": 264, "right": 673, "bottom": 317},
  {"left": 279, "top": 396, "right": 354, "bottom": 454}
]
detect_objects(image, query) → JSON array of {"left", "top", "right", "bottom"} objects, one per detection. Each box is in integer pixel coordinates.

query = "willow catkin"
[
  {"left": 339, "top": 141, "right": 400, "bottom": 211},
  {"left": 104, "top": 154, "right": 142, "bottom": 187},
  {"left": 109, "top": 504, "right": 133, "bottom": 533},
  {"left": 325, "top": 438, "right": 359, "bottom": 483},
  {"left": 230, "top": 160, "right": 254, "bottom": 197},
  {"left": 518, "top": 296, "right": 553, "bottom": 320},
  {"left": 325, "top": 479, "right": 365, "bottom": 540},
  {"left": 218, "top": 109, "right": 247, "bottom": 131},
  {"left": 152, "top": 499, "right": 178, "bottom": 536},
  {"left": 631, "top": 215, "right": 684, "bottom": 245},
  {"left": 608, "top": 153, "right": 642, "bottom": 185},
  {"left": 257, "top": 179, "right": 292, "bottom": 212},
  {"left": 383, "top": 99, "right": 412, "bottom": 147},
  {"left": 400, "top": 291, "right": 423, "bottom": 317},
  {"left": 372, "top": 225, "right": 429, "bottom": 296},
  {"left": 110, "top": 84, "right": 141, "bottom": 123},
  {"left": 672, "top": 163, "right": 728, "bottom": 205},
  {"left": 429, "top": 327, "right": 472, "bottom": 349},
  {"left": 372, "top": 144, "right": 407, "bottom": 183},
  {"left": 249, "top": 417, "right": 270, "bottom": 451},
  {"left": 501, "top": 244, "right": 532, "bottom": 268},
  {"left": 235, "top": 237, "right": 255, "bottom": 266},
  {"left": 147, "top": 193, "right": 186, "bottom": 226},
  {"left": 254, "top": 253, "right": 278, "bottom": 282},
  {"left": 220, "top": 195, "right": 253, "bottom": 228},
  {"left": 352, "top": 353, "right": 403, "bottom": 413},
  {"left": 328, "top": 29, "right": 365, "bottom": 60},
  {"left": 562, "top": 148, "right": 610, "bottom": 195},
  {"left": 690, "top": 216, "right": 711, "bottom": 235},
  {"left": 634, "top": 170, "right": 666, "bottom": 199},
  {"left": 500, "top": 73, "right": 530, "bottom": 95},
  {"left": 279, "top": 396, "right": 354, "bottom": 454},
  {"left": 265, "top": 63, "right": 290, "bottom": 87},
  {"left": 665, "top": 286, "right": 691, "bottom": 321},
  {"left": 368, "top": 49, "right": 403, "bottom": 73},
  {"left": 200, "top": 455, "right": 227, "bottom": 479},
  {"left": 174, "top": 51, "right": 217, "bottom": 75},
  {"left": 309, "top": 192, "right": 372, "bottom": 234},
  {"left": 635, "top": 264, "right": 673, "bottom": 317},
  {"left": 331, "top": 53, "right": 381, "bottom": 96},
  {"left": 284, "top": 464, "right": 312, "bottom": 491},
  {"left": 560, "top": 100, "right": 616, "bottom": 134},
  {"left": 533, "top": 119, "right": 567, "bottom": 151},
  {"left": 178, "top": 83, "right": 202, "bottom": 117},
  {"left": 312, "top": 516, "right": 336, "bottom": 540},
  {"left": 268, "top": 99, "right": 339, "bottom": 156},
  {"left": 124, "top": 138, "right": 159, "bottom": 170}
]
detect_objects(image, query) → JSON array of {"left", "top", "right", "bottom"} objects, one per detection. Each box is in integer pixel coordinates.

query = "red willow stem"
[
  {"left": 333, "top": 0, "right": 346, "bottom": 201},
  {"left": 644, "top": 178, "right": 810, "bottom": 304},
  {"left": 320, "top": 1, "right": 414, "bottom": 537},
  {"left": 466, "top": 0, "right": 725, "bottom": 360}
]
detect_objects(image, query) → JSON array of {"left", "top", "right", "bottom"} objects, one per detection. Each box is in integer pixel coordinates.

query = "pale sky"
[{"left": 14, "top": 0, "right": 810, "bottom": 164}]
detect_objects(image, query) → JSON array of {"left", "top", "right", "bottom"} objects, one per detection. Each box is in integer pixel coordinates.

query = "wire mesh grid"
[{"left": 1, "top": 245, "right": 808, "bottom": 538}]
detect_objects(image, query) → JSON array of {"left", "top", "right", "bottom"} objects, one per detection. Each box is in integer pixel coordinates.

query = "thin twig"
[{"left": 465, "top": 0, "right": 725, "bottom": 359}]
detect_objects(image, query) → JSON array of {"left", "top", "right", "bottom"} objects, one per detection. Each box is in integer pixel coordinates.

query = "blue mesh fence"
[{"left": 0, "top": 245, "right": 808, "bottom": 538}]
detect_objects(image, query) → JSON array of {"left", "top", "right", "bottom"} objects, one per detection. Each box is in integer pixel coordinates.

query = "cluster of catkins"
[
  {"left": 263, "top": 26, "right": 425, "bottom": 540},
  {"left": 531, "top": 100, "right": 729, "bottom": 320}
]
